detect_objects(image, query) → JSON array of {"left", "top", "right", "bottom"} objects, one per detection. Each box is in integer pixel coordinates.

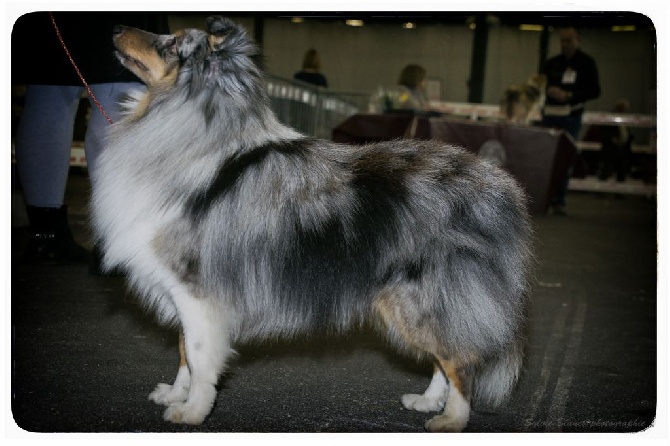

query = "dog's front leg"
[
  {"left": 160, "top": 287, "right": 234, "bottom": 425},
  {"left": 149, "top": 330, "right": 191, "bottom": 405}
]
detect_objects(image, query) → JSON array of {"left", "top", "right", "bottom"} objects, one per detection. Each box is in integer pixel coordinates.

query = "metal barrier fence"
[
  {"left": 11, "top": 78, "right": 371, "bottom": 168},
  {"left": 266, "top": 75, "right": 370, "bottom": 139}
]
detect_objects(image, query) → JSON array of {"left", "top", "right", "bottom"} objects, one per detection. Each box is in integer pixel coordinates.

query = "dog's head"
[
  {"left": 113, "top": 16, "right": 260, "bottom": 90},
  {"left": 527, "top": 74, "right": 547, "bottom": 91},
  {"left": 112, "top": 25, "right": 192, "bottom": 88},
  {"left": 500, "top": 73, "right": 547, "bottom": 124}
]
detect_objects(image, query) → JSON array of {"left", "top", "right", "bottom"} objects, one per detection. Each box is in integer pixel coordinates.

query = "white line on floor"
[
  {"left": 523, "top": 303, "right": 570, "bottom": 428},
  {"left": 545, "top": 302, "right": 588, "bottom": 432}
]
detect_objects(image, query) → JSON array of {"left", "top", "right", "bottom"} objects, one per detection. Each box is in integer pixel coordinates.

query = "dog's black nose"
[{"left": 112, "top": 25, "right": 125, "bottom": 36}]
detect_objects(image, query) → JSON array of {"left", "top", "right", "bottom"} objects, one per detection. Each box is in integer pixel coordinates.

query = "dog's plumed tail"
[{"left": 473, "top": 336, "right": 525, "bottom": 409}]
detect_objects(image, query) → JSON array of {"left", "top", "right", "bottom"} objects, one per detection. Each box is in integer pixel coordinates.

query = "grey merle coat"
[{"left": 91, "top": 16, "right": 533, "bottom": 432}]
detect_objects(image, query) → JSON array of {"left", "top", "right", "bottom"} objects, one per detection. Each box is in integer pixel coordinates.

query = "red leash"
[{"left": 49, "top": 12, "right": 114, "bottom": 125}]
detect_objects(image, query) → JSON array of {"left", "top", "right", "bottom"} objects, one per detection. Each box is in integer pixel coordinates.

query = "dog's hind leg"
[
  {"left": 372, "top": 289, "right": 473, "bottom": 432},
  {"left": 424, "top": 357, "right": 474, "bottom": 433},
  {"left": 161, "top": 286, "right": 234, "bottom": 425},
  {"left": 149, "top": 331, "right": 191, "bottom": 405},
  {"left": 401, "top": 364, "right": 448, "bottom": 413}
]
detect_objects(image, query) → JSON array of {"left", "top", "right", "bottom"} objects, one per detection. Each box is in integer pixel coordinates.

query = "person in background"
[
  {"left": 541, "top": 26, "right": 601, "bottom": 215},
  {"left": 12, "top": 12, "right": 170, "bottom": 267},
  {"left": 293, "top": 49, "right": 328, "bottom": 88},
  {"left": 395, "top": 64, "right": 429, "bottom": 111},
  {"left": 597, "top": 99, "right": 633, "bottom": 182}
]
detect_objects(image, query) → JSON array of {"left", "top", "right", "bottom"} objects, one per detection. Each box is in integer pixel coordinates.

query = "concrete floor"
[{"left": 10, "top": 170, "right": 658, "bottom": 434}]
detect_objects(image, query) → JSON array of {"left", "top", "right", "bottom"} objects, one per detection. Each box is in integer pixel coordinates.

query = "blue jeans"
[{"left": 15, "top": 83, "right": 142, "bottom": 207}]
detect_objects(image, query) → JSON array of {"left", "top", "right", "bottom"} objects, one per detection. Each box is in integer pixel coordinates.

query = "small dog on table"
[{"left": 500, "top": 74, "right": 547, "bottom": 124}]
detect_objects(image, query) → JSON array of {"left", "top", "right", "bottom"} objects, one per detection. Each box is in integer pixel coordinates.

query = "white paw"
[
  {"left": 163, "top": 402, "right": 209, "bottom": 425},
  {"left": 401, "top": 393, "right": 446, "bottom": 413},
  {"left": 424, "top": 413, "right": 469, "bottom": 432},
  {"left": 149, "top": 383, "right": 189, "bottom": 406}
]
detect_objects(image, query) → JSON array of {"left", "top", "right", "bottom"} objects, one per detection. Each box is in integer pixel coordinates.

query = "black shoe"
[
  {"left": 21, "top": 206, "right": 90, "bottom": 265},
  {"left": 21, "top": 232, "right": 89, "bottom": 265}
]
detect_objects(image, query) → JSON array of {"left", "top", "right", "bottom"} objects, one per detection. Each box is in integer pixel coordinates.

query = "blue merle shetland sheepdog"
[{"left": 91, "top": 16, "right": 533, "bottom": 432}]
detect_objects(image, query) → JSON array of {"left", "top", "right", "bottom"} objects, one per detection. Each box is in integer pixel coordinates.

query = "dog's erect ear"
[
  {"left": 206, "top": 16, "right": 237, "bottom": 51},
  {"left": 162, "top": 35, "right": 178, "bottom": 55}
]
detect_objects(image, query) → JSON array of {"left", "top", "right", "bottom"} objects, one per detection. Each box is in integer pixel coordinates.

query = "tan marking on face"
[
  {"left": 113, "top": 27, "right": 180, "bottom": 88},
  {"left": 208, "top": 34, "right": 226, "bottom": 50}
]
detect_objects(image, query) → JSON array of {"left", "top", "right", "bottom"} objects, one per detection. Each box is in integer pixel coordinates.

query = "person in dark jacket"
[
  {"left": 12, "top": 12, "right": 170, "bottom": 266},
  {"left": 541, "top": 26, "right": 601, "bottom": 215}
]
